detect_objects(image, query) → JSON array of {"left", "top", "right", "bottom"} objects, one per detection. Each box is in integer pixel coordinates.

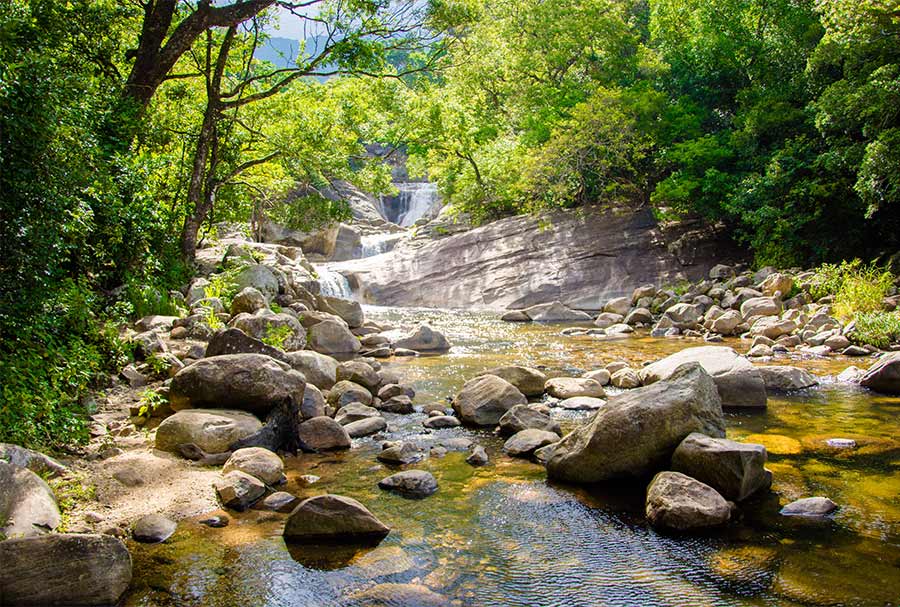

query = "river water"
[{"left": 125, "top": 307, "right": 900, "bottom": 607}]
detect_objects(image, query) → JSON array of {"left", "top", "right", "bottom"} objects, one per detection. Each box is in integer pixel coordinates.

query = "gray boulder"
[
  {"left": 740, "top": 296, "right": 781, "bottom": 318},
  {"left": 155, "top": 409, "right": 263, "bottom": 454},
  {"left": 544, "top": 377, "right": 605, "bottom": 399},
  {"left": 638, "top": 346, "right": 767, "bottom": 408},
  {"left": 860, "top": 352, "right": 900, "bottom": 395},
  {"left": 0, "top": 443, "right": 68, "bottom": 478},
  {"left": 503, "top": 429, "right": 559, "bottom": 458},
  {"left": 780, "top": 496, "right": 838, "bottom": 517},
  {"left": 480, "top": 365, "right": 548, "bottom": 396},
  {"left": 557, "top": 396, "right": 606, "bottom": 410},
  {"left": 498, "top": 405, "right": 560, "bottom": 436},
  {"left": 645, "top": 471, "right": 731, "bottom": 531},
  {"left": 233, "top": 264, "right": 279, "bottom": 300},
  {"left": 308, "top": 319, "right": 361, "bottom": 355},
  {"left": 328, "top": 380, "right": 373, "bottom": 407},
  {"left": 392, "top": 324, "right": 451, "bottom": 351},
  {"left": 283, "top": 494, "right": 389, "bottom": 543},
  {"left": 377, "top": 470, "right": 438, "bottom": 498},
  {"left": 205, "top": 328, "right": 287, "bottom": 361},
  {"left": 671, "top": 433, "right": 771, "bottom": 501},
  {"left": 546, "top": 363, "right": 725, "bottom": 483},
  {"left": 298, "top": 417, "right": 351, "bottom": 451},
  {"left": 318, "top": 296, "right": 364, "bottom": 328},
  {"left": 230, "top": 287, "right": 267, "bottom": 316},
  {"left": 377, "top": 442, "right": 425, "bottom": 465},
  {"left": 336, "top": 361, "right": 380, "bottom": 391},
  {"left": 132, "top": 513, "right": 177, "bottom": 543},
  {"left": 223, "top": 447, "right": 285, "bottom": 485},
  {"left": 756, "top": 366, "right": 818, "bottom": 392},
  {"left": 345, "top": 417, "right": 387, "bottom": 437},
  {"left": 452, "top": 375, "right": 527, "bottom": 426},
  {"left": 335, "top": 403, "right": 381, "bottom": 425},
  {"left": 0, "top": 461, "right": 60, "bottom": 538},
  {"left": 423, "top": 415, "right": 461, "bottom": 429},
  {"left": 230, "top": 311, "right": 305, "bottom": 351},
  {"left": 285, "top": 350, "right": 339, "bottom": 390},
  {"left": 214, "top": 470, "right": 265, "bottom": 511},
  {"left": 522, "top": 301, "right": 592, "bottom": 322},
  {"left": 301, "top": 384, "right": 326, "bottom": 420}
]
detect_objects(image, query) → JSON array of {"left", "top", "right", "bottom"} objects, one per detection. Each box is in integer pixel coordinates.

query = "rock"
[
  {"left": 318, "top": 296, "right": 364, "bottom": 328},
  {"left": 837, "top": 366, "right": 863, "bottom": 383},
  {"left": 120, "top": 363, "right": 147, "bottom": 388},
  {"left": 344, "top": 417, "right": 387, "bottom": 437},
  {"left": 231, "top": 311, "right": 305, "bottom": 351},
  {"left": 131, "top": 513, "right": 177, "bottom": 543},
  {"left": 348, "top": 583, "right": 450, "bottom": 607},
  {"left": 842, "top": 345, "right": 870, "bottom": 357},
  {"left": 603, "top": 297, "right": 632, "bottom": 316},
  {"left": 132, "top": 330, "right": 168, "bottom": 357},
  {"left": 360, "top": 333, "right": 391, "bottom": 348},
  {"left": 336, "top": 361, "right": 380, "bottom": 391},
  {"left": 708, "top": 310, "right": 741, "bottom": 336},
  {"left": 452, "top": 374, "right": 527, "bottom": 426},
  {"left": 749, "top": 317, "right": 796, "bottom": 339},
  {"left": 200, "top": 514, "right": 230, "bottom": 528},
  {"left": 479, "top": 365, "right": 548, "bottom": 396},
  {"left": 169, "top": 354, "right": 306, "bottom": 415},
  {"left": 155, "top": 409, "right": 263, "bottom": 454},
  {"left": 205, "top": 327, "right": 288, "bottom": 360},
  {"left": 501, "top": 310, "right": 531, "bottom": 322},
  {"left": 747, "top": 344, "right": 773, "bottom": 358},
  {"left": 378, "top": 395, "right": 415, "bottom": 414},
  {"left": 0, "top": 534, "right": 132, "bottom": 606},
  {"left": 135, "top": 314, "right": 179, "bottom": 332},
  {"left": 0, "top": 461, "right": 60, "bottom": 538},
  {"left": 466, "top": 445, "right": 489, "bottom": 466},
  {"left": 214, "top": 470, "right": 265, "bottom": 511},
  {"left": 285, "top": 350, "right": 339, "bottom": 390},
  {"left": 301, "top": 384, "right": 326, "bottom": 420},
  {"left": 377, "top": 442, "right": 424, "bottom": 465},
  {"left": 503, "top": 429, "right": 559, "bottom": 458},
  {"left": 498, "top": 405, "right": 560, "bottom": 436},
  {"left": 756, "top": 366, "right": 818, "bottom": 392},
  {"left": 639, "top": 346, "right": 767, "bottom": 408},
  {"left": 297, "top": 417, "right": 351, "bottom": 451},
  {"left": 546, "top": 363, "right": 725, "bottom": 483},
  {"left": 544, "top": 377, "right": 605, "bottom": 399},
  {"left": 233, "top": 264, "right": 279, "bottom": 300},
  {"left": 223, "top": 447, "right": 285, "bottom": 485},
  {"left": 740, "top": 296, "right": 781, "bottom": 318},
  {"left": 605, "top": 323, "right": 634, "bottom": 335},
  {"left": 780, "top": 496, "right": 838, "bottom": 517},
  {"left": 378, "top": 470, "right": 438, "bottom": 498},
  {"left": 594, "top": 312, "right": 624, "bottom": 328},
  {"left": 0, "top": 443, "right": 68, "bottom": 478},
  {"left": 860, "top": 352, "right": 900, "bottom": 394},
  {"left": 283, "top": 494, "right": 389, "bottom": 543},
  {"left": 582, "top": 369, "right": 611, "bottom": 385},
  {"left": 824, "top": 334, "right": 851, "bottom": 350},
  {"left": 335, "top": 403, "right": 380, "bottom": 425},
  {"left": 663, "top": 303, "right": 702, "bottom": 327},
  {"left": 759, "top": 273, "right": 793, "bottom": 297},
  {"left": 392, "top": 324, "right": 451, "bottom": 351},
  {"left": 624, "top": 307, "right": 653, "bottom": 325},
  {"left": 557, "top": 396, "right": 606, "bottom": 410},
  {"left": 671, "top": 433, "right": 771, "bottom": 501},
  {"left": 328, "top": 380, "right": 373, "bottom": 407},
  {"left": 423, "top": 415, "right": 461, "bottom": 429},
  {"left": 610, "top": 367, "right": 641, "bottom": 389},
  {"left": 645, "top": 471, "right": 731, "bottom": 531},
  {"left": 522, "top": 301, "right": 592, "bottom": 322},
  {"left": 378, "top": 383, "right": 415, "bottom": 400},
  {"left": 262, "top": 491, "right": 300, "bottom": 513},
  {"left": 230, "top": 287, "right": 267, "bottom": 315},
  {"left": 825, "top": 438, "right": 857, "bottom": 449},
  {"left": 709, "top": 264, "right": 735, "bottom": 279},
  {"left": 308, "top": 319, "right": 361, "bottom": 355}
]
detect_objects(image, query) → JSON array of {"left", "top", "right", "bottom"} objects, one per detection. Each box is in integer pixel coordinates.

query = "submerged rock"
[
  {"left": 546, "top": 363, "right": 725, "bottom": 483},
  {"left": 780, "top": 496, "right": 838, "bottom": 518},
  {"left": 377, "top": 470, "right": 439, "bottom": 498},
  {"left": 480, "top": 365, "right": 548, "bottom": 396},
  {"left": 348, "top": 583, "right": 450, "bottom": 607},
  {"left": 452, "top": 374, "right": 527, "bottom": 426},
  {"left": 671, "top": 433, "right": 771, "bottom": 501},
  {"left": 645, "top": 471, "right": 731, "bottom": 531},
  {"left": 466, "top": 445, "right": 489, "bottom": 466},
  {"left": 283, "top": 494, "right": 389, "bottom": 543},
  {"left": 503, "top": 429, "right": 559, "bottom": 458}
]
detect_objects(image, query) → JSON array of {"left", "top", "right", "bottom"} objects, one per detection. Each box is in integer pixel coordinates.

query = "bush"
[
  {"left": 807, "top": 260, "right": 894, "bottom": 319},
  {"left": 850, "top": 312, "right": 900, "bottom": 349}
]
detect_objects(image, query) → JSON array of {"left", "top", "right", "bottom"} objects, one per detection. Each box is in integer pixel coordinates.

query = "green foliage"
[
  {"left": 849, "top": 312, "right": 900, "bottom": 349},
  {"left": 261, "top": 324, "right": 293, "bottom": 350},
  {"left": 48, "top": 472, "right": 97, "bottom": 531},
  {"left": 204, "top": 269, "right": 241, "bottom": 307},
  {"left": 137, "top": 388, "right": 167, "bottom": 418},
  {"left": 806, "top": 259, "right": 894, "bottom": 319}
]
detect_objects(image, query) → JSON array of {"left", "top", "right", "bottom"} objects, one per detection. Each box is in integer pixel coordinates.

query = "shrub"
[
  {"left": 262, "top": 324, "right": 293, "bottom": 350},
  {"left": 849, "top": 312, "right": 900, "bottom": 349},
  {"left": 807, "top": 260, "right": 894, "bottom": 319}
]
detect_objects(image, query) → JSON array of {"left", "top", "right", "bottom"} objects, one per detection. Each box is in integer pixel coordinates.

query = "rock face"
[
  {"left": 0, "top": 534, "right": 132, "bottom": 606},
  {"left": 223, "top": 447, "right": 285, "bottom": 485},
  {"left": 169, "top": 354, "right": 306, "bottom": 415},
  {"left": 639, "top": 346, "right": 767, "bottom": 408},
  {"left": 307, "top": 319, "right": 361, "bottom": 355},
  {"left": 452, "top": 375, "right": 528, "bottom": 426},
  {"left": 671, "top": 433, "right": 771, "bottom": 501},
  {"left": 545, "top": 363, "right": 725, "bottom": 483},
  {"left": 334, "top": 206, "right": 725, "bottom": 309},
  {"left": 860, "top": 352, "right": 900, "bottom": 394},
  {"left": 481, "top": 366, "right": 548, "bottom": 396},
  {"left": 155, "top": 409, "right": 263, "bottom": 454},
  {"left": 392, "top": 325, "right": 451, "bottom": 351},
  {"left": 0, "top": 461, "right": 60, "bottom": 538},
  {"left": 645, "top": 471, "right": 731, "bottom": 531},
  {"left": 756, "top": 366, "right": 818, "bottom": 392},
  {"left": 378, "top": 470, "right": 439, "bottom": 498},
  {"left": 283, "top": 494, "right": 390, "bottom": 543},
  {"left": 498, "top": 405, "right": 560, "bottom": 436}
]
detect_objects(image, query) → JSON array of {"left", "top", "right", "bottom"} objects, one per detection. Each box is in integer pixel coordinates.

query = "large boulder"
[
  {"left": 0, "top": 461, "right": 60, "bottom": 538},
  {"left": 760, "top": 272, "right": 793, "bottom": 297},
  {"left": 0, "top": 534, "right": 132, "bottom": 606},
  {"left": 230, "top": 287, "right": 267, "bottom": 316},
  {"left": 285, "top": 350, "right": 339, "bottom": 390},
  {"left": 756, "top": 366, "right": 818, "bottom": 392},
  {"left": 328, "top": 380, "right": 373, "bottom": 407},
  {"left": 0, "top": 443, "right": 68, "bottom": 478},
  {"left": 645, "top": 471, "right": 731, "bottom": 531},
  {"left": 283, "top": 494, "right": 390, "bottom": 543},
  {"left": 479, "top": 366, "right": 548, "bottom": 396},
  {"left": 155, "top": 409, "right": 263, "bottom": 454},
  {"left": 233, "top": 264, "right": 279, "bottom": 300},
  {"left": 230, "top": 311, "right": 305, "bottom": 351},
  {"left": 521, "top": 301, "right": 592, "bottom": 322},
  {"left": 204, "top": 327, "right": 288, "bottom": 361},
  {"left": 223, "top": 447, "right": 285, "bottom": 485},
  {"left": 544, "top": 377, "right": 605, "bottom": 399},
  {"left": 663, "top": 303, "right": 703, "bottom": 327},
  {"left": 502, "top": 429, "right": 559, "bottom": 458},
  {"left": 860, "top": 352, "right": 900, "bottom": 395},
  {"left": 392, "top": 325, "right": 451, "bottom": 352},
  {"left": 638, "top": 346, "right": 767, "bottom": 408},
  {"left": 301, "top": 384, "right": 326, "bottom": 419},
  {"left": 740, "top": 296, "right": 781, "bottom": 318},
  {"left": 671, "top": 433, "right": 771, "bottom": 501},
  {"left": 336, "top": 361, "right": 380, "bottom": 391},
  {"left": 452, "top": 375, "right": 527, "bottom": 426},
  {"left": 308, "top": 319, "right": 361, "bottom": 355},
  {"left": 169, "top": 354, "right": 306, "bottom": 415},
  {"left": 377, "top": 470, "right": 438, "bottom": 499},
  {"left": 498, "top": 405, "right": 561, "bottom": 436},
  {"left": 298, "top": 416, "right": 351, "bottom": 451},
  {"left": 545, "top": 363, "right": 725, "bottom": 483},
  {"left": 318, "top": 296, "right": 364, "bottom": 328}
]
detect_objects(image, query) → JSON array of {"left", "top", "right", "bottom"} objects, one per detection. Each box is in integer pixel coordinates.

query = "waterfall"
[
  {"left": 318, "top": 268, "right": 354, "bottom": 299},
  {"left": 359, "top": 232, "right": 404, "bottom": 258},
  {"left": 380, "top": 182, "right": 441, "bottom": 227}
]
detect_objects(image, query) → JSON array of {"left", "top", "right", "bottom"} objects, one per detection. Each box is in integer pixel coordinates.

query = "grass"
[
  {"left": 807, "top": 260, "right": 894, "bottom": 319},
  {"left": 849, "top": 311, "right": 900, "bottom": 349},
  {"left": 48, "top": 472, "right": 97, "bottom": 532}
]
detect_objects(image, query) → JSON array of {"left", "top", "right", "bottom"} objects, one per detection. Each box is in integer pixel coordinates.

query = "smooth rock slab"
[
  {"left": 780, "top": 496, "right": 838, "bottom": 518},
  {"left": 645, "top": 471, "right": 731, "bottom": 531},
  {"left": 503, "top": 429, "right": 559, "bottom": 458},
  {"left": 377, "top": 470, "right": 439, "bottom": 498},
  {"left": 283, "top": 494, "right": 389, "bottom": 543},
  {"left": 0, "top": 534, "right": 132, "bottom": 606},
  {"left": 671, "top": 433, "right": 771, "bottom": 501},
  {"left": 131, "top": 513, "right": 177, "bottom": 543}
]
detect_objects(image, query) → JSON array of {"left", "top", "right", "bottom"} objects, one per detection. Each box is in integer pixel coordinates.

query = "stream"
[{"left": 125, "top": 307, "right": 900, "bottom": 607}]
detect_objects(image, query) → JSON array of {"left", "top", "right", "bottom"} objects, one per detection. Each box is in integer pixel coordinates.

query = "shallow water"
[{"left": 125, "top": 307, "right": 900, "bottom": 607}]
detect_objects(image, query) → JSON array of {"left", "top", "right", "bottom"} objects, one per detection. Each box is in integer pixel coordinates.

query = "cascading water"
[
  {"left": 317, "top": 268, "right": 354, "bottom": 299},
  {"left": 359, "top": 232, "right": 404, "bottom": 258},
  {"left": 380, "top": 182, "right": 441, "bottom": 227}
]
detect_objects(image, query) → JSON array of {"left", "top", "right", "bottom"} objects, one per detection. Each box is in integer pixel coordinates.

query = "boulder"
[
  {"left": 423, "top": 415, "right": 461, "bottom": 429},
  {"left": 671, "top": 433, "right": 771, "bottom": 501},
  {"left": 378, "top": 395, "right": 415, "bottom": 414},
  {"left": 327, "top": 380, "right": 373, "bottom": 407},
  {"left": 154, "top": 409, "right": 263, "bottom": 454},
  {"left": 377, "top": 442, "right": 426, "bottom": 465},
  {"left": 480, "top": 365, "right": 548, "bottom": 396},
  {"left": 522, "top": 301, "right": 592, "bottom": 322},
  {"left": 466, "top": 445, "right": 489, "bottom": 466},
  {"left": 709, "top": 310, "right": 742, "bottom": 335},
  {"left": 318, "top": 296, "right": 364, "bottom": 328},
  {"left": 0, "top": 443, "right": 68, "bottom": 478},
  {"left": 594, "top": 312, "right": 625, "bottom": 328},
  {"left": 624, "top": 307, "right": 653, "bottom": 325},
  {"left": 780, "top": 496, "right": 838, "bottom": 517},
  {"left": 740, "top": 296, "right": 781, "bottom": 318},
  {"left": 546, "top": 363, "right": 725, "bottom": 483},
  {"left": 638, "top": 346, "right": 767, "bottom": 408},
  {"left": 392, "top": 325, "right": 451, "bottom": 351},
  {"left": 301, "top": 384, "right": 326, "bottom": 420},
  {"left": 377, "top": 470, "right": 438, "bottom": 498},
  {"left": 230, "top": 287, "right": 267, "bottom": 316},
  {"left": 582, "top": 369, "right": 611, "bottom": 385},
  {"left": 348, "top": 583, "right": 450, "bottom": 607},
  {"left": 262, "top": 491, "right": 300, "bottom": 513},
  {"left": 750, "top": 317, "right": 796, "bottom": 339},
  {"left": 0, "top": 534, "right": 132, "bottom": 606},
  {"left": 285, "top": 350, "right": 339, "bottom": 390},
  {"left": 544, "top": 377, "right": 605, "bottom": 399},
  {"left": 645, "top": 471, "right": 731, "bottom": 531},
  {"left": 0, "top": 461, "right": 60, "bottom": 538},
  {"left": 603, "top": 296, "right": 632, "bottom": 316},
  {"left": 557, "top": 396, "right": 606, "bottom": 410},
  {"left": 214, "top": 470, "right": 266, "bottom": 511},
  {"left": 132, "top": 513, "right": 177, "bottom": 543},
  {"left": 709, "top": 264, "right": 735, "bottom": 279},
  {"left": 452, "top": 375, "right": 527, "bottom": 426},
  {"left": 223, "top": 447, "right": 285, "bottom": 485},
  {"left": 230, "top": 311, "right": 305, "bottom": 351},
  {"left": 335, "top": 403, "right": 381, "bottom": 425},
  {"left": 501, "top": 310, "right": 531, "bottom": 322},
  {"left": 663, "top": 303, "right": 702, "bottom": 327},
  {"left": 308, "top": 319, "right": 361, "bottom": 355},
  {"left": 233, "top": 264, "right": 279, "bottom": 300},
  {"left": 378, "top": 384, "right": 415, "bottom": 400},
  {"left": 205, "top": 328, "right": 287, "bottom": 361},
  {"left": 298, "top": 417, "right": 351, "bottom": 451},
  {"left": 283, "top": 494, "right": 389, "bottom": 543},
  {"left": 135, "top": 314, "right": 179, "bottom": 332},
  {"left": 503, "top": 429, "right": 559, "bottom": 458},
  {"left": 756, "top": 366, "right": 818, "bottom": 392},
  {"left": 610, "top": 368, "right": 641, "bottom": 389},
  {"left": 336, "top": 361, "right": 380, "bottom": 391},
  {"left": 860, "top": 352, "right": 900, "bottom": 395},
  {"left": 760, "top": 273, "right": 793, "bottom": 297},
  {"left": 345, "top": 417, "right": 387, "bottom": 437},
  {"left": 498, "top": 405, "right": 560, "bottom": 436},
  {"left": 169, "top": 354, "right": 306, "bottom": 415}
]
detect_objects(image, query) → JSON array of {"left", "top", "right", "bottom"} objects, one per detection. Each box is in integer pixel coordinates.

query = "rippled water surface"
[{"left": 126, "top": 307, "right": 900, "bottom": 607}]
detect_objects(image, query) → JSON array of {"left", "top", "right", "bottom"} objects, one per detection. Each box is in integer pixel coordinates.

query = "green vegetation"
[
  {"left": 261, "top": 324, "right": 293, "bottom": 350},
  {"left": 849, "top": 312, "right": 900, "bottom": 350},
  {"left": 137, "top": 388, "right": 168, "bottom": 419},
  {"left": 807, "top": 260, "right": 894, "bottom": 318}
]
